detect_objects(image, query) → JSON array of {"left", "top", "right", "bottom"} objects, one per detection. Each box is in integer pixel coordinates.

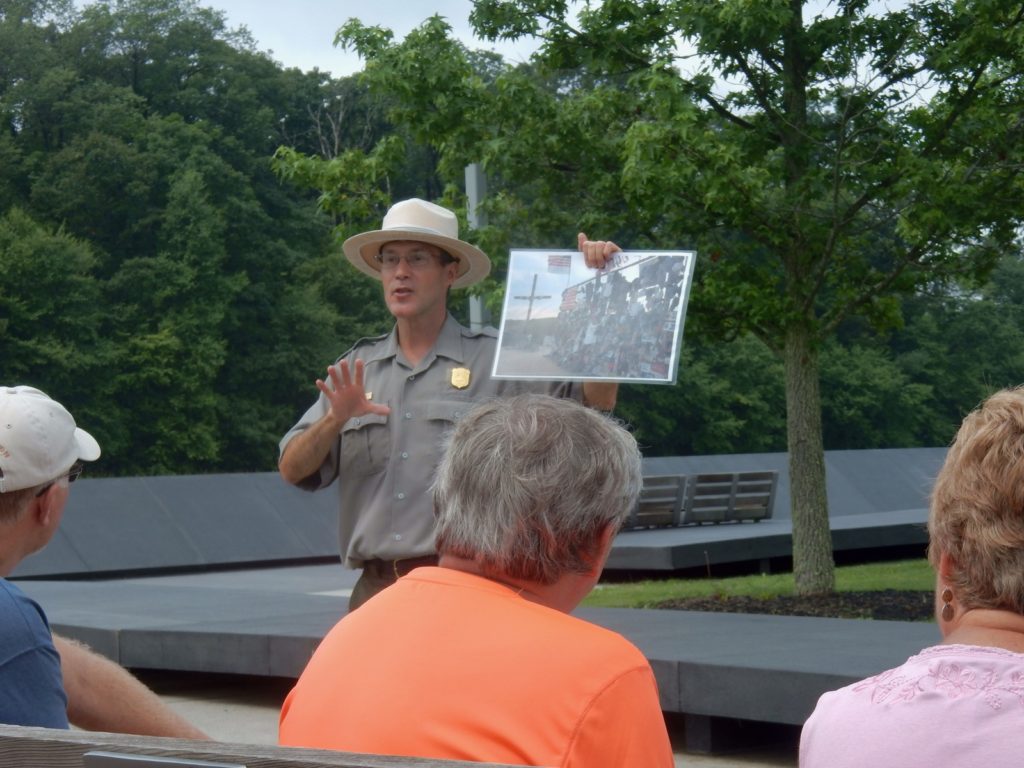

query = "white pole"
[{"left": 465, "top": 163, "right": 490, "bottom": 331}]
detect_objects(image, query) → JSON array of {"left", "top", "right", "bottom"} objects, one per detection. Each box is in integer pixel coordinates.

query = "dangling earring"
[{"left": 941, "top": 587, "right": 955, "bottom": 622}]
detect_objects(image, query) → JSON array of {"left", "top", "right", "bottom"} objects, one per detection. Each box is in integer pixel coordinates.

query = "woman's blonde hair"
[{"left": 929, "top": 386, "right": 1024, "bottom": 614}]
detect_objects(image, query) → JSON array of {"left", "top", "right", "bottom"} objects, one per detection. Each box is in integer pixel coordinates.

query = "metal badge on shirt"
[{"left": 450, "top": 367, "right": 471, "bottom": 389}]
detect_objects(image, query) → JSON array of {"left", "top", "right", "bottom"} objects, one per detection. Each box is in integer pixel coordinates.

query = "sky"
[{"left": 201, "top": 1, "right": 545, "bottom": 77}]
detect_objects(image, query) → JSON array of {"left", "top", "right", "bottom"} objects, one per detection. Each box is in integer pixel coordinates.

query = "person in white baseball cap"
[
  {"left": 279, "top": 197, "right": 622, "bottom": 610},
  {"left": 0, "top": 385, "right": 207, "bottom": 738},
  {"left": 0, "top": 385, "right": 100, "bottom": 494}
]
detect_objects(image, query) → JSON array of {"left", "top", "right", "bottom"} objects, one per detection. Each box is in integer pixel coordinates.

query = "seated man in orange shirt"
[{"left": 279, "top": 393, "right": 674, "bottom": 767}]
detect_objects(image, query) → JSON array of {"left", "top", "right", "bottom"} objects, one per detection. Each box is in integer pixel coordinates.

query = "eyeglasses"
[
  {"left": 35, "top": 461, "right": 84, "bottom": 497},
  {"left": 374, "top": 250, "right": 456, "bottom": 271}
]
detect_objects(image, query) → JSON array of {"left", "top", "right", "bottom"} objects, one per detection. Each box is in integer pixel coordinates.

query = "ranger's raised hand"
[
  {"left": 317, "top": 359, "right": 391, "bottom": 426},
  {"left": 577, "top": 232, "right": 621, "bottom": 270}
]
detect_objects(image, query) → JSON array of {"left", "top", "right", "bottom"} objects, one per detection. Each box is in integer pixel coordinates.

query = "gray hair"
[
  {"left": 0, "top": 487, "right": 36, "bottom": 525},
  {"left": 433, "top": 393, "right": 642, "bottom": 584}
]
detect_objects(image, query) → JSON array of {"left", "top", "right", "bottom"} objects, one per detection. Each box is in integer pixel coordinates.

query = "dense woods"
[{"left": 2, "top": 0, "right": 1023, "bottom": 523}]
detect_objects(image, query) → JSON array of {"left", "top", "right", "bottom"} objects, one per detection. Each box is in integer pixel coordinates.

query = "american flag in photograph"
[
  {"left": 547, "top": 253, "right": 571, "bottom": 274},
  {"left": 560, "top": 286, "right": 578, "bottom": 311}
]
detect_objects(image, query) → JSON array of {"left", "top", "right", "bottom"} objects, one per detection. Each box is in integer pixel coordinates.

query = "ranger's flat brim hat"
[{"left": 342, "top": 198, "right": 491, "bottom": 289}]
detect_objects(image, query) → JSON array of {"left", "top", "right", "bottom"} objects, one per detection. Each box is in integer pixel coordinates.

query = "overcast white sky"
[{"left": 203, "top": 1, "right": 544, "bottom": 76}]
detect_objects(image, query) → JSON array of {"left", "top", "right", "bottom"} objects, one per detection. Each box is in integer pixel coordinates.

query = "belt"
[{"left": 361, "top": 555, "right": 439, "bottom": 579}]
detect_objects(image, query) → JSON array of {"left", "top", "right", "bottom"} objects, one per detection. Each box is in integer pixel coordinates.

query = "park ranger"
[{"left": 279, "top": 198, "right": 620, "bottom": 610}]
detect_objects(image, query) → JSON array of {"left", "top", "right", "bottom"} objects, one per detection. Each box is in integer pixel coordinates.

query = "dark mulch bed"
[{"left": 655, "top": 589, "right": 935, "bottom": 621}]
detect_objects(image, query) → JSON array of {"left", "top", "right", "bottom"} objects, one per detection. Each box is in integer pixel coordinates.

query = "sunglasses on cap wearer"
[{"left": 35, "top": 461, "right": 85, "bottom": 498}]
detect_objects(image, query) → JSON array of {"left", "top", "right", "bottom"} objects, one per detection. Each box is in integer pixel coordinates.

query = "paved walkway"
[{"left": 25, "top": 562, "right": 938, "bottom": 756}]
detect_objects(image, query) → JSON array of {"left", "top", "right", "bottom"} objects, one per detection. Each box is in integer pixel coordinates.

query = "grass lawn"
[{"left": 583, "top": 558, "right": 935, "bottom": 609}]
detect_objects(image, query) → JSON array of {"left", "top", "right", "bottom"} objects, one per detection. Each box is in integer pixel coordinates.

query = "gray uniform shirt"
[{"left": 280, "top": 314, "right": 579, "bottom": 568}]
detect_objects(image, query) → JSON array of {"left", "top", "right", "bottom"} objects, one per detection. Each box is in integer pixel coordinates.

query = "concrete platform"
[
  {"left": 609, "top": 507, "right": 929, "bottom": 571},
  {"left": 19, "top": 562, "right": 938, "bottom": 753}
]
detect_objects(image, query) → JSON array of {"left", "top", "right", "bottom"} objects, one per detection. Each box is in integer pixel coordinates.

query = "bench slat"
[
  {"left": 0, "top": 725, "right": 532, "bottom": 768},
  {"left": 626, "top": 475, "right": 687, "bottom": 529}
]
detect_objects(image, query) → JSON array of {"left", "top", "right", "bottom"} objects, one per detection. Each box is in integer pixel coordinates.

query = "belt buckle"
[
  {"left": 392, "top": 556, "right": 427, "bottom": 578},
  {"left": 394, "top": 557, "right": 419, "bottom": 579}
]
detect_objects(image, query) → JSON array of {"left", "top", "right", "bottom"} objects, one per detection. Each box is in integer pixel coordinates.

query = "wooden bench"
[
  {"left": 680, "top": 471, "right": 778, "bottom": 525},
  {"left": 0, "top": 725, "right": 531, "bottom": 768},
  {"left": 625, "top": 474, "right": 687, "bottom": 529},
  {"left": 622, "top": 471, "right": 778, "bottom": 530}
]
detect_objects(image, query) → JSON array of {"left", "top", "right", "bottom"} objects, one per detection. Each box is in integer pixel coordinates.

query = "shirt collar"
[
  {"left": 432, "top": 314, "right": 466, "bottom": 363},
  {"left": 403, "top": 566, "right": 525, "bottom": 599},
  {"left": 366, "top": 314, "right": 466, "bottom": 367}
]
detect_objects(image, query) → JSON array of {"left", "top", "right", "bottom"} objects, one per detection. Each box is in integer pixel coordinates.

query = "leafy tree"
[
  {"left": 618, "top": 334, "right": 786, "bottom": 456},
  {"left": 0, "top": 208, "right": 108, "bottom": 429},
  {"left": 890, "top": 251, "right": 1024, "bottom": 442},
  {"left": 0, "top": 133, "right": 25, "bottom": 210},
  {"left": 331, "top": 1, "right": 1024, "bottom": 593},
  {"left": 819, "top": 340, "right": 933, "bottom": 449},
  {"left": 986, "top": 249, "right": 1024, "bottom": 314},
  {"left": 276, "top": 69, "right": 393, "bottom": 160},
  {"left": 0, "top": 0, "right": 391, "bottom": 474}
]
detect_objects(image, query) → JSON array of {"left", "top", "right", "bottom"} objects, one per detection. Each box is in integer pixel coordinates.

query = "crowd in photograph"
[{"left": 545, "top": 255, "right": 688, "bottom": 380}]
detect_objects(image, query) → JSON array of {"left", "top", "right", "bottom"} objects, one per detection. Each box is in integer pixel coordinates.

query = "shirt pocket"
[
  {"left": 420, "top": 399, "right": 474, "bottom": 457},
  {"left": 424, "top": 399, "right": 473, "bottom": 427},
  {"left": 340, "top": 412, "right": 390, "bottom": 475}
]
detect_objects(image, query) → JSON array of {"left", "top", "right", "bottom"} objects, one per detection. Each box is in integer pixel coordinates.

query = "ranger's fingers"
[
  {"left": 334, "top": 359, "right": 354, "bottom": 388},
  {"left": 352, "top": 359, "right": 367, "bottom": 388}
]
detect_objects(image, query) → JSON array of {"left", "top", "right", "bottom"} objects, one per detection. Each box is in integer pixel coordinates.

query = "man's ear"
[
  {"left": 584, "top": 523, "right": 618, "bottom": 576},
  {"left": 32, "top": 486, "right": 55, "bottom": 527}
]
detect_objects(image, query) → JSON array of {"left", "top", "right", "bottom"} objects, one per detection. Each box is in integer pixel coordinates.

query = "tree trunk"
[{"left": 784, "top": 324, "right": 835, "bottom": 595}]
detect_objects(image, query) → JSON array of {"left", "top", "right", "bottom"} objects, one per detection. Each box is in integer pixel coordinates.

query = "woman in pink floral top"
[{"left": 800, "top": 386, "right": 1024, "bottom": 768}]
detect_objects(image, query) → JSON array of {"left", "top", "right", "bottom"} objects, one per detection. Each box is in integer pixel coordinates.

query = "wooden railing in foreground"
[{"left": 0, "top": 725, "right": 534, "bottom": 768}]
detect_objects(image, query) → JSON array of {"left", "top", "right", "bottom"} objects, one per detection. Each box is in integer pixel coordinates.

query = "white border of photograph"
[{"left": 492, "top": 249, "right": 697, "bottom": 384}]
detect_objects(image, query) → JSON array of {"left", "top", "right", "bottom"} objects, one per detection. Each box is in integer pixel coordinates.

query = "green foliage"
[
  {"left": 0, "top": 208, "right": 105, "bottom": 424},
  {"left": 0, "top": 0, "right": 392, "bottom": 474},
  {"left": 618, "top": 334, "right": 786, "bottom": 456},
  {"left": 819, "top": 340, "right": 933, "bottom": 450},
  {"left": 890, "top": 270, "right": 1024, "bottom": 439},
  {"left": 272, "top": 139, "right": 402, "bottom": 232}
]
